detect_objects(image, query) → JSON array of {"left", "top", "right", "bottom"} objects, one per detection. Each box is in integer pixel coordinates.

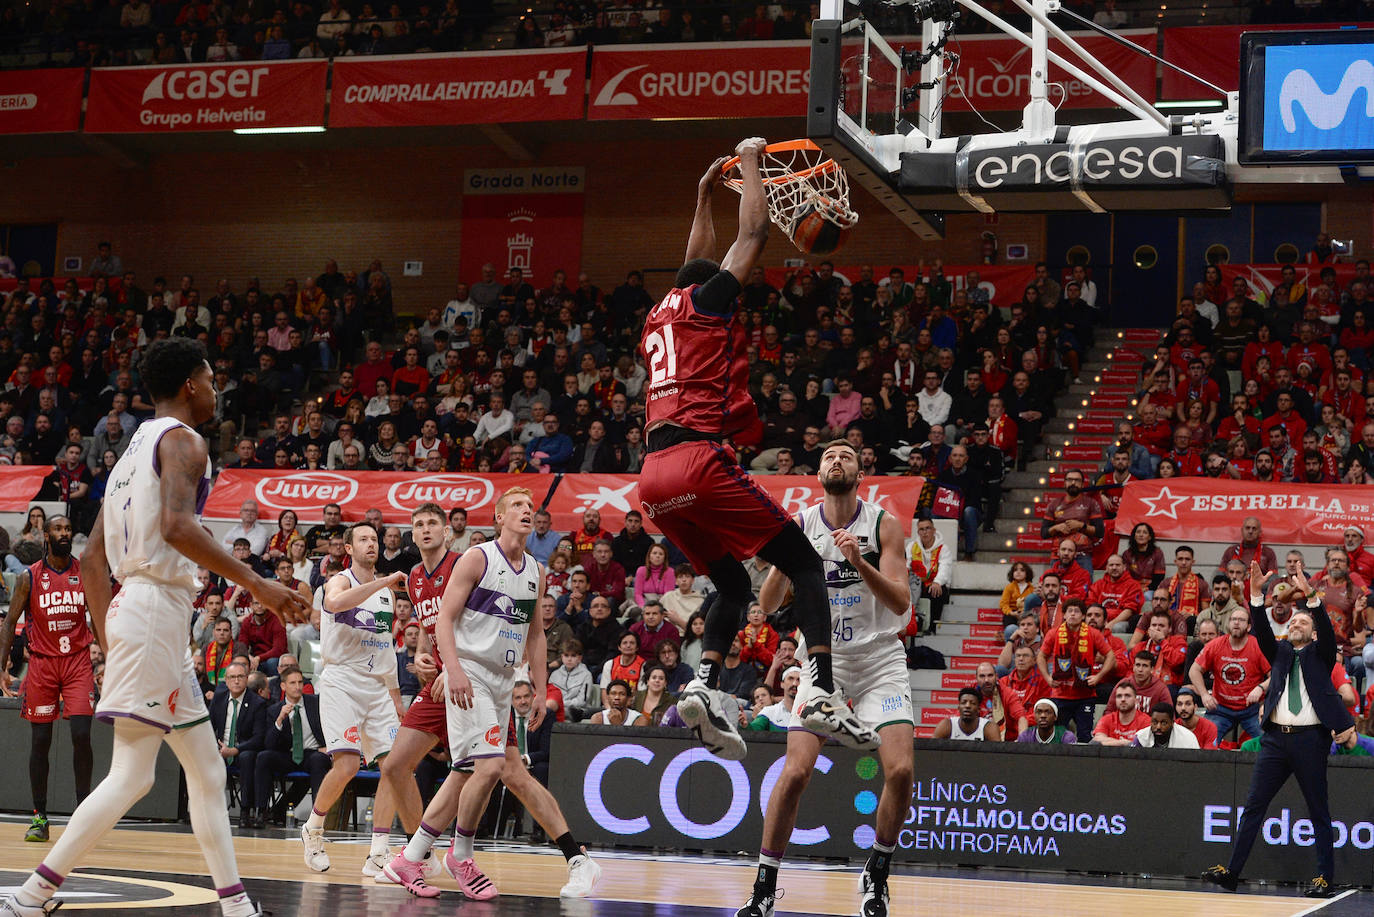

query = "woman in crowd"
[
  {"left": 632, "top": 664, "right": 675, "bottom": 726},
  {"left": 634, "top": 543, "right": 674, "bottom": 608},
  {"left": 369, "top": 420, "right": 400, "bottom": 469},
  {"left": 15, "top": 505, "right": 45, "bottom": 563},
  {"left": 1156, "top": 456, "right": 1179, "bottom": 479},
  {"left": 365, "top": 377, "right": 392, "bottom": 417},
  {"left": 89, "top": 449, "right": 118, "bottom": 504},
  {"left": 1123, "top": 522, "right": 1166, "bottom": 593},
  {"left": 1179, "top": 398, "right": 1212, "bottom": 449},
  {"left": 266, "top": 509, "right": 303, "bottom": 562},
  {"left": 288, "top": 537, "right": 312, "bottom": 581},
  {"left": 656, "top": 639, "right": 693, "bottom": 693},
  {"left": 680, "top": 610, "right": 707, "bottom": 672}
]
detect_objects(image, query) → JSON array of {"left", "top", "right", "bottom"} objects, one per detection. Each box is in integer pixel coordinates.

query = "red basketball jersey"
[
  {"left": 26, "top": 558, "right": 91, "bottom": 658},
  {"left": 407, "top": 550, "right": 460, "bottom": 667},
  {"left": 641, "top": 284, "right": 762, "bottom": 447}
]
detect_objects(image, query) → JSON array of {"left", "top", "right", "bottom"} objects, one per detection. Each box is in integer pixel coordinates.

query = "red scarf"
[
  {"left": 1054, "top": 622, "right": 1094, "bottom": 684},
  {"left": 910, "top": 541, "right": 943, "bottom": 586},
  {"left": 1169, "top": 573, "right": 1202, "bottom": 616},
  {"left": 1231, "top": 541, "right": 1264, "bottom": 568}
]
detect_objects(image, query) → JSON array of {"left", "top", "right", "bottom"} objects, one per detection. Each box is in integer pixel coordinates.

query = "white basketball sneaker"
[
  {"left": 299, "top": 825, "right": 331, "bottom": 872},
  {"left": 560, "top": 853, "right": 603, "bottom": 897},
  {"left": 677, "top": 678, "right": 747, "bottom": 760},
  {"left": 796, "top": 687, "right": 881, "bottom": 750},
  {"left": 0, "top": 895, "right": 61, "bottom": 916}
]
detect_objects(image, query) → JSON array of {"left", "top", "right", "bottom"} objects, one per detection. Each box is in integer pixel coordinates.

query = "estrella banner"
[{"left": 1114, "top": 478, "right": 1374, "bottom": 544}]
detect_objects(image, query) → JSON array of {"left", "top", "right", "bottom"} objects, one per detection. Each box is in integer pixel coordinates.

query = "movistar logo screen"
[{"left": 1263, "top": 43, "right": 1374, "bottom": 153}]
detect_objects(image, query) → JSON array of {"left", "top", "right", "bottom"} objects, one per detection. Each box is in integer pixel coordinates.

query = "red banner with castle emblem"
[{"left": 458, "top": 167, "right": 585, "bottom": 290}]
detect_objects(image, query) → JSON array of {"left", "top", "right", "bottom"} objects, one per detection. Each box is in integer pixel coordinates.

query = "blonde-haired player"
[{"left": 383, "top": 487, "right": 551, "bottom": 900}]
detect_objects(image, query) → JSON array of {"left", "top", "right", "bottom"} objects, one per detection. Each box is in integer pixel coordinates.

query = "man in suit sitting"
[
  {"left": 265, "top": 653, "right": 313, "bottom": 703},
  {"left": 1204, "top": 561, "right": 1358, "bottom": 899},
  {"left": 512, "top": 680, "right": 554, "bottom": 787},
  {"left": 209, "top": 662, "right": 269, "bottom": 829},
  {"left": 254, "top": 665, "right": 331, "bottom": 828}
]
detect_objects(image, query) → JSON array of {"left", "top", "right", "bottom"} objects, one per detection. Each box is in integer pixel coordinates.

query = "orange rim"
[{"left": 721, "top": 138, "right": 842, "bottom": 186}]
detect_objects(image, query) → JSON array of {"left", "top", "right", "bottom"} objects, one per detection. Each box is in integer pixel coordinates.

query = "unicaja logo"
[{"left": 1279, "top": 59, "right": 1374, "bottom": 132}]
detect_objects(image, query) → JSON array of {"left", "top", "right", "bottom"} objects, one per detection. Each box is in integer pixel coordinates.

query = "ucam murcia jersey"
[
  {"left": 25, "top": 557, "right": 91, "bottom": 657},
  {"left": 455, "top": 540, "right": 540, "bottom": 676},
  {"left": 798, "top": 499, "right": 910, "bottom": 655},
  {"left": 102, "top": 415, "right": 212, "bottom": 593},
  {"left": 408, "top": 550, "right": 460, "bottom": 667},
  {"left": 321, "top": 567, "right": 400, "bottom": 689}
]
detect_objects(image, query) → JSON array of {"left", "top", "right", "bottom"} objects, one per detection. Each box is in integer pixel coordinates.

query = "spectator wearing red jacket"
[
  {"left": 1173, "top": 359, "right": 1220, "bottom": 426},
  {"left": 1216, "top": 394, "right": 1261, "bottom": 444},
  {"left": 1132, "top": 403, "right": 1174, "bottom": 458},
  {"left": 1041, "top": 540, "right": 1092, "bottom": 598},
  {"left": 1131, "top": 608, "right": 1190, "bottom": 686},
  {"left": 1261, "top": 391, "right": 1308, "bottom": 445},
  {"left": 1000, "top": 645, "right": 1051, "bottom": 717},
  {"left": 1325, "top": 369, "right": 1366, "bottom": 431},
  {"left": 1087, "top": 603, "right": 1130, "bottom": 686},
  {"left": 629, "top": 602, "right": 678, "bottom": 663},
  {"left": 1114, "top": 651, "right": 1173, "bottom": 715},
  {"left": 975, "top": 661, "right": 1027, "bottom": 741},
  {"left": 1088, "top": 554, "right": 1145, "bottom": 632},
  {"left": 1217, "top": 516, "right": 1278, "bottom": 578},
  {"left": 583, "top": 540, "right": 627, "bottom": 607},
  {"left": 737, "top": 604, "right": 779, "bottom": 674},
  {"left": 1342, "top": 527, "right": 1374, "bottom": 584},
  {"left": 1286, "top": 322, "right": 1333, "bottom": 378},
  {"left": 1091, "top": 682, "right": 1151, "bottom": 746},
  {"left": 1163, "top": 426, "right": 1203, "bottom": 477},
  {"left": 352, "top": 340, "right": 393, "bottom": 407},
  {"left": 239, "top": 599, "right": 287, "bottom": 676}
]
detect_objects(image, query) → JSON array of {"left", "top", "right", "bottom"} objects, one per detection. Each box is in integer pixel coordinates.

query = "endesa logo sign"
[
  {"left": 86, "top": 60, "right": 326, "bottom": 133},
  {"left": 589, "top": 41, "right": 810, "bottom": 120}
]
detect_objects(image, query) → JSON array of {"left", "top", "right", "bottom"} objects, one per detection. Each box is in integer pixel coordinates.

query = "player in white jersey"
[
  {"left": 741, "top": 440, "right": 915, "bottom": 917},
  {"left": 2, "top": 338, "right": 310, "bottom": 917},
  {"left": 297, "top": 522, "right": 419, "bottom": 875},
  {"left": 381, "top": 487, "right": 547, "bottom": 901}
]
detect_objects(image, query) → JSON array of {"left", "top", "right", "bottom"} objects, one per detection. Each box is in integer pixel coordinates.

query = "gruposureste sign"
[{"left": 549, "top": 726, "right": 1374, "bottom": 884}]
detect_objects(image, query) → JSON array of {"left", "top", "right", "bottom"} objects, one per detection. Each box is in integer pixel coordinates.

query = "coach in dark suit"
[
  {"left": 512, "top": 681, "right": 554, "bottom": 787},
  {"left": 1204, "top": 562, "right": 1357, "bottom": 899},
  {"left": 254, "top": 665, "right": 331, "bottom": 827},
  {"left": 209, "top": 662, "right": 269, "bottom": 828}
]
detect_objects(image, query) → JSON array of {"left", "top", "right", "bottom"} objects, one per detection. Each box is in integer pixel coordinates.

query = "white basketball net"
[{"left": 723, "top": 141, "right": 859, "bottom": 238}]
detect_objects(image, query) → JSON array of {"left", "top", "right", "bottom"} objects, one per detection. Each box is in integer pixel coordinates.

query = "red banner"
[
  {"left": 1160, "top": 23, "right": 1363, "bottom": 99},
  {"left": 458, "top": 184, "right": 584, "bottom": 289},
  {"left": 0, "top": 466, "right": 63, "bottom": 511},
  {"left": 85, "top": 60, "right": 326, "bottom": 133},
  {"left": 763, "top": 264, "right": 1035, "bottom": 308},
  {"left": 0, "top": 68, "right": 83, "bottom": 134},
  {"left": 1217, "top": 262, "right": 1364, "bottom": 308},
  {"left": 943, "top": 30, "right": 1156, "bottom": 111},
  {"left": 204, "top": 469, "right": 924, "bottom": 536},
  {"left": 329, "top": 50, "right": 585, "bottom": 128},
  {"left": 589, "top": 41, "right": 810, "bottom": 120},
  {"left": 1115, "top": 478, "right": 1374, "bottom": 544}
]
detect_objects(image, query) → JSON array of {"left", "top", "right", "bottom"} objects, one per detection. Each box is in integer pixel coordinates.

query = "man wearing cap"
[
  {"left": 1015, "top": 698, "right": 1076, "bottom": 744},
  {"left": 1342, "top": 527, "right": 1374, "bottom": 583},
  {"left": 1175, "top": 687, "right": 1218, "bottom": 748},
  {"left": 747, "top": 666, "right": 801, "bottom": 732}
]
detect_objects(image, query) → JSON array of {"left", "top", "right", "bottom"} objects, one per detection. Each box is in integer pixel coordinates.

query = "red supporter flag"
[
  {"left": 0, "top": 68, "right": 83, "bottom": 134},
  {"left": 85, "top": 60, "right": 327, "bottom": 133},
  {"left": 0, "top": 466, "right": 62, "bottom": 510},
  {"left": 329, "top": 50, "right": 586, "bottom": 128}
]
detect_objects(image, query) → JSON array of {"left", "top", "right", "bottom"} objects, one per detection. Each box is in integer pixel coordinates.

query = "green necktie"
[
  {"left": 228, "top": 698, "right": 239, "bottom": 756},
  {"left": 291, "top": 705, "right": 305, "bottom": 765},
  {"left": 517, "top": 715, "right": 527, "bottom": 756},
  {"left": 1288, "top": 654, "right": 1304, "bottom": 716}
]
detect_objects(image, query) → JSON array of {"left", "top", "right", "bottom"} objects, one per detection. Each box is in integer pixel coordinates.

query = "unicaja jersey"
[
  {"left": 640, "top": 282, "right": 762, "bottom": 446},
  {"left": 798, "top": 499, "right": 908, "bottom": 654},
  {"left": 102, "top": 416, "right": 212, "bottom": 592},
  {"left": 408, "top": 550, "right": 460, "bottom": 668},
  {"left": 455, "top": 540, "right": 540, "bottom": 675},
  {"left": 321, "top": 567, "right": 399, "bottom": 688},
  {"left": 25, "top": 557, "right": 90, "bottom": 657}
]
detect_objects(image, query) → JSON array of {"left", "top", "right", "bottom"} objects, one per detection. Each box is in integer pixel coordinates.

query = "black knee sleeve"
[
  {"left": 30, "top": 721, "right": 54, "bottom": 810},
  {"left": 703, "top": 557, "right": 753, "bottom": 658},
  {"left": 759, "top": 523, "right": 831, "bottom": 652},
  {"left": 70, "top": 715, "right": 94, "bottom": 799}
]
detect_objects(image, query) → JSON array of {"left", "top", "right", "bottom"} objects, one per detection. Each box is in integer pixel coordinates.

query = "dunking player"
[
  {"left": 746, "top": 441, "right": 914, "bottom": 917},
  {"left": 2, "top": 338, "right": 310, "bottom": 917},
  {"left": 0, "top": 515, "right": 94, "bottom": 843},
  {"left": 638, "top": 139, "right": 877, "bottom": 758},
  {"left": 381, "top": 487, "right": 550, "bottom": 901},
  {"left": 298, "top": 522, "right": 417, "bottom": 875},
  {"left": 379, "top": 502, "right": 600, "bottom": 898}
]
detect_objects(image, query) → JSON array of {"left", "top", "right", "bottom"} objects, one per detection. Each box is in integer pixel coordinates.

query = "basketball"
[{"left": 788, "top": 201, "right": 852, "bottom": 256}]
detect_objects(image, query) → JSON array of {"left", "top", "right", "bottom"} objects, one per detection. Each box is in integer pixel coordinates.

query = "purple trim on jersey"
[
  {"left": 712, "top": 443, "right": 789, "bottom": 527},
  {"left": 149, "top": 422, "right": 185, "bottom": 478},
  {"left": 819, "top": 500, "right": 863, "bottom": 532},
  {"left": 195, "top": 476, "right": 210, "bottom": 515},
  {"left": 327, "top": 746, "right": 362, "bottom": 756},
  {"left": 495, "top": 543, "right": 526, "bottom": 576},
  {"left": 451, "top": 751, "right": 504, "bottom": 769},
  {"left": 217, "top": 883, "right": 246, "bottom": 898},
  {"left": 35, "top": 864, "right": 63, "bottom": 887},
  {"left": 40, "top": 558, "right": 77, "bottom": 578},
  {"left": 96, "top": 710, "right": 172, "bottom": 733},
  {"left": 465, "top": 584, "right": 524, "bottom": 623}
]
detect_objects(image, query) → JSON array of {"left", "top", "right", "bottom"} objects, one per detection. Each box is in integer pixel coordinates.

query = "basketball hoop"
[{"left": 721, "top": 139, "right": 858, "bottom": 251}]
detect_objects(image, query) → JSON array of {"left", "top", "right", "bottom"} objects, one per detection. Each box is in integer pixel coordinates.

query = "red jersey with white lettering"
[
  {"left": 641, "top": 282, "right": 762, "bottom": 446},
  {"left": 25, "top": 558, "right": 90, "bottom": 657},
  {"left": 407, "top": 550, "right": 460, "bottom": 668}
]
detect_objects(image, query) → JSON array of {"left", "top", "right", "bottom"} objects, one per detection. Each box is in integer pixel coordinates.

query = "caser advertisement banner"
[
  {"left": 1114, "top": 478, "right": 1374, "bottom": 545},
  {"left": 85, "top": 60, "right": 326, "bottom": 133},
  {"left": 329, "top": 49, "right": 585, "bottom": 127},
  {"left": 588, "top": 41, "right": 810, "bottom": 120},
  {"left": 0, "top": 68, "right": 84, "bottom": 134},
  {"left": 549, "top": 727, "right": 1374, "bottom": 883}
]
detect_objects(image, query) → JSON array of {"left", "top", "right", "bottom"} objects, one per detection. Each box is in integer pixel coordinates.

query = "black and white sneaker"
[
  {"left": 678, "top": 679, "right": 747, "bottom": 760},
  {"left": 735, "top": 891, "right": 778, "bottom": 917},
  {"left": 797, "top": 688, "right": 881, "bottom": 751},
  {"left": 859, "top": 870, "right": 889, "bottom": 917}
]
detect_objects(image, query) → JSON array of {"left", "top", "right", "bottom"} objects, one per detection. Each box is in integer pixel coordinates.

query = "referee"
[{"left": 1203, "top": 561, "right": 1357, "bottom": 899}]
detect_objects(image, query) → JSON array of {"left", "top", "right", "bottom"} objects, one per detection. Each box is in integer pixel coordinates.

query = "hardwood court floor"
[{"left": 0, "top": 820, "right": 1364, "bottom": 916}]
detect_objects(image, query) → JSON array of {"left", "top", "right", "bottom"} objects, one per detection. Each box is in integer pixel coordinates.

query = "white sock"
[
  {"left": 217, "top": 883, "right": 256, "bottom": 917},
  {"left": 404, "top": 822, "right": 442, "bottom": 863},
  {"left": 305, "top": 807, "right": 326, "bottom": 831},
  {"left": 452, "top": 825, "right": 476, "bottom": 861},
  {"left": 370, "top": 831, "right": 390, "bottom": 855}
]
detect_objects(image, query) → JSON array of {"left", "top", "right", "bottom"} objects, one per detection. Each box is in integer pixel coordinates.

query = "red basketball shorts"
[
  {"left": 401, "top": 688, "right": 448, "bottom": 743},
  {"left": 638, "top": 440, "right": 792, "bottom": 572},
  {"left": 22, "top": 652, "right": 95, "bottom": 723}
]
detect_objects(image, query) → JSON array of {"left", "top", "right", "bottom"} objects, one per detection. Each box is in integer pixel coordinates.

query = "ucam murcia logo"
[
  {"left": 255, "top": 470, "right": 359, "bottom": 512},
  {"left": 1279, "top": 58, "right": 1374, "bottom": 133},
  {"left": 386, "top": 473, "right": 495, "bottom": 514}
]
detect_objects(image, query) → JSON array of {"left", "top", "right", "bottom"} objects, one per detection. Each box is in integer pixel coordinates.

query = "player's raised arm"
[
  {"left": 434, "top": 545, "right": 488, "bottom": 708},
  {"left": 322, "top": 569, "right": 405, "bottom": 613},
  {"left": 157, "top": 426, "right": 309, "bottom": 623},
  {"left": 685, "top": 156, "right": 729, "bottom": 264},
  {"left": 719, "top": 137, "right": 770, "bottom": 285}
]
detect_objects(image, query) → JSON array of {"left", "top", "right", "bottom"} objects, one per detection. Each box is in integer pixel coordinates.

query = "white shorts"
[
  {"left": 97, "top": 582, "right": 209, "bottom": 732},
  {"left": 318, "top": 666, "right": 399, "bottom": 761},
  {"left": 446, "top": 664, "right": 513, "bottom": 768},
  {"left": 790, "top": 639, "right": 913, "bottom": 731}
]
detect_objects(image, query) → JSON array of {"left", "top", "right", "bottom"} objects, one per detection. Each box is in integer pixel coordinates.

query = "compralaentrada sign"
[
  {"left": 549, "top": 727, "right": 1374, "bottom": 885},
  {"left": 899, "top": 134, "right": 1230, "bottom": 212}
]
